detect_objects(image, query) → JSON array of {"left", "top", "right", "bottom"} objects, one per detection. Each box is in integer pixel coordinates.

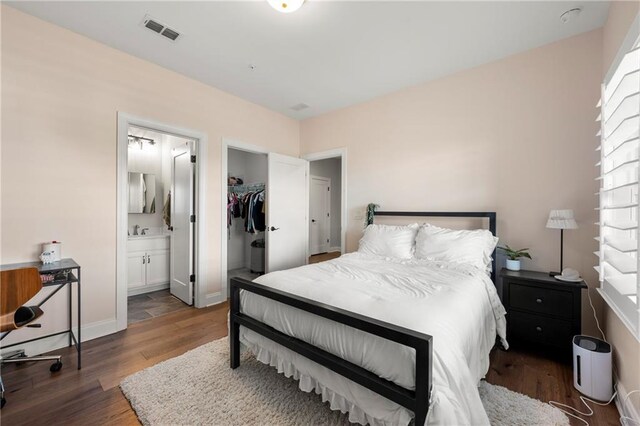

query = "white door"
[
  {"left": 170, "top": 143, "right": 195, "bottom": 305},
  {"left": 309, "top": 176, "right": 331, "bottom": 255},
  {"left": 146, "top": 249, "right": 170, "bottom": 286},
  {"left": 266, "top": 153, "right": 309, "bottom": 272}
]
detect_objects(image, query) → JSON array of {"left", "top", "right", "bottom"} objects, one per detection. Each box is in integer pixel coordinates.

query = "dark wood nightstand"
[{"left": 501, "top": 268, "right": 587, "bottom": 359}]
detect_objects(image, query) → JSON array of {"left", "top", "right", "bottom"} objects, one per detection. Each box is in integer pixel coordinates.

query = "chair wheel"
[
  {"left": 1, "top": 397, "right": 6, "bottom": 409},
  {"left": 50, "top": 361, "right": 62, "bottom": 372}
]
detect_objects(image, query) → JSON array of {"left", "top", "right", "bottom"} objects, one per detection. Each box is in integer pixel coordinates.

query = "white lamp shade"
[
  {"left": 267, "top": 0, "right": 305, "bottom": 13},
  {"left": 546, "top": 209, "right": 578, "bottom": 229}
]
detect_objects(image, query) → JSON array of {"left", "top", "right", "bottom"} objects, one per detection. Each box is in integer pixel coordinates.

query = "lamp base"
[{"left": 549, "top": 271, "right": 561, "bottom": 277}]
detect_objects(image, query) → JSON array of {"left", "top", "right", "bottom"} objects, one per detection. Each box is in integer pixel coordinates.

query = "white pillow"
[
  {"left": 358, "top": 223, "right": 419, "bottom": 259},
  {"left": 414, "top": 224, "right": 498, "bottom": 271}
]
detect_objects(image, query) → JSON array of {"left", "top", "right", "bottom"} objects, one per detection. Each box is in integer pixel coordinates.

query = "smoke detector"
[
  {"left": 290, "top": 103, "right": 309, "bottom": 111},
  {"left": 560, "top": 7, "right": 582, "bottom": 24},
  {"left": 141, "top": 15, "right": 181, "bottom": 41}
]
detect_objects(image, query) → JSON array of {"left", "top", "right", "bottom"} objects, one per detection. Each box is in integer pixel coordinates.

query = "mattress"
[{"left": 238, "top": 252, "right": 507, "bottom": 425}]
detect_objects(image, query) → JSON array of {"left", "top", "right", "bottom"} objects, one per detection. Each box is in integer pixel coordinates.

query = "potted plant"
[{"left": 499, "top": 245, "right": 532, "bottom": 271}]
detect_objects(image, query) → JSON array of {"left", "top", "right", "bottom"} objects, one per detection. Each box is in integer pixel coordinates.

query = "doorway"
[
  {"left": 226, "top": 148, "right": 267, "bottom": 289},
  {"left": 116, "top": 113, "right": 208, "bottom": 331},
  {"left": 305, "top": 151, "right": 345, "bottom": 260},
  {"left": 309, "top": 175, "right": 331, "bottom": 255},
  {"left": 221, "top": 140, "right": 309, "bottom": 298}
]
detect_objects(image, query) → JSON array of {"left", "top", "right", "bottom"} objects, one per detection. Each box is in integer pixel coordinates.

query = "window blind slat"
[
  {"left": 603, "top": 235, "right": 638, "bottom": 253},
  {"left": 603, "top": 136, "right": 638, "bottom": 158},
  {"left": 605, "top": 46, "right": 640, "bottom": 99},
  {"left": 604, "top": 93, "right": 640, "bottom": 131},
  {"left": 604, "top": 114, "right": 639, "bottom": 141},
  {"left": 604, "top": 249, "right": 637, "bottom": 274},
  {"left": 605, "top": 70, "right": 640, "bottom": 115},
  {"left": 603, "top": 220, "right": 638, "bottom": 230}
]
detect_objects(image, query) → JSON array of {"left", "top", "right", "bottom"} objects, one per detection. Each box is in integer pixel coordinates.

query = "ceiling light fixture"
[
  {"left": 267, "top": 0, "right": 305, "bottom": 14},
  {"left": 560, "top": 7, "right": 582, "bottom": 24}
]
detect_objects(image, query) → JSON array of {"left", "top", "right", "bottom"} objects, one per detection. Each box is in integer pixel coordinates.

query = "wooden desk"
[{"left": 0, "top": 258, "right": 81, "bottom": 369}]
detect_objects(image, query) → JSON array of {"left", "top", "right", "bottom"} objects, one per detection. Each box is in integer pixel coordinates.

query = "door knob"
[
  {"left": 270, "top": 226, "right": 280, "bottom": 231},
  {"left": 311, "top": 219, "right": 316, "bottom": 223}
]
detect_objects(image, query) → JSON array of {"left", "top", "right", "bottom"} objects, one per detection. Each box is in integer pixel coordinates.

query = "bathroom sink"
[{"left": 128, "top": 233, "right": 169, "bottom": 240}]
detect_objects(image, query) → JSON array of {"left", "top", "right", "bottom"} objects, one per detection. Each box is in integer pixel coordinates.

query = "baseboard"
[
  {"left": 227, "top": 261, "right": 245, "bottom": 271},
  {"left": 616, "top": 379, "right": 640, "bottom": 425},
  {"left": 1, "top": 318, "right": 118, "bottom": 357},
  {"left": 128, "top": 282, "right": 169, "bottom": 296},
  {"left": 205, "top": 291, "right": 226, "bottom": 307}
]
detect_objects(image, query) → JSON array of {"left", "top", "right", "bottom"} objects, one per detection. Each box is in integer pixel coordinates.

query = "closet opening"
[
  {"left": 116, "top": 113, "right": 208, "bottom": 331},
  {"left": 226, "top": 148, "right": 268, "bottom": 291}
]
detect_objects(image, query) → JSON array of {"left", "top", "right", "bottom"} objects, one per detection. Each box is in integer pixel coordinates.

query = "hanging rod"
[{"left": 228, "top": 183, "right": 265, "bottom": 193}]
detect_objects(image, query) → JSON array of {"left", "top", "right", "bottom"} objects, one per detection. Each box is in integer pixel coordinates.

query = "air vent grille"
[
  {"left": 144, "top": 19, "right": 164, "bottom": 33},
  {"left": 161, "top": 28, "right": 180, "bottom": 41},
  {"left": 142, "top": 15, "right": 181, "bottom": 42}
]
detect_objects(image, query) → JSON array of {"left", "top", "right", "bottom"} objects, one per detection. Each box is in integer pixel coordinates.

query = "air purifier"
[{"left": 573, "top": 335, "right": 612, "bottom": 401}]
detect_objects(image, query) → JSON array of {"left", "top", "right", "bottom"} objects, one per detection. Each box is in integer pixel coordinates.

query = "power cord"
[{"left": 547, "top": 281, "right": 640, "bottom": 425}]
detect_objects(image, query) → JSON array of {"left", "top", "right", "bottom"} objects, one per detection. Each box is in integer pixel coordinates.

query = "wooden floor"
[{"left": 1, "top": 302, "right": 619, "bottom": 426}]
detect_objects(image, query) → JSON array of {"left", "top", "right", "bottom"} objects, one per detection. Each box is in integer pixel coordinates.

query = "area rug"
[{"left": 120, "top": 337, "right": 569, "bottom": 426}]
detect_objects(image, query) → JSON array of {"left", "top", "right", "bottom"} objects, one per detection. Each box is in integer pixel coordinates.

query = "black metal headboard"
[{"left": 373, "top": 211, "right": 498, "bottom": 282}]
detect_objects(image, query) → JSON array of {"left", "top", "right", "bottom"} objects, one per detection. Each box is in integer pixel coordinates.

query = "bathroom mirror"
[{"left": 128, "top": 172, "right": 157, "bottom": 214}]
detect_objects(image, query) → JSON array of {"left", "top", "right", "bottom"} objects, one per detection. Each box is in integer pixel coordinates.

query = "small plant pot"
[{"left": 506, "top": 259, "right": 521, "bottom": 271}]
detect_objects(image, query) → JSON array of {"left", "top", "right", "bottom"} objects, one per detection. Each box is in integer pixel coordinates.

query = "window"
[{"left": 597, "top": 31, "right": 640, "bottom": 340}]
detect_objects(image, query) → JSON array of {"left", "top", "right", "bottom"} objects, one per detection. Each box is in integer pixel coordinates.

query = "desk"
[{"left": 0, "top": 258, "right": 81, "bottom": 369}]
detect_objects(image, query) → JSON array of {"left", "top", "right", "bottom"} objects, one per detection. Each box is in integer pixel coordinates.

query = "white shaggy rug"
[{"left": 120, "top": 337, "right": 569, "bottom": 426}]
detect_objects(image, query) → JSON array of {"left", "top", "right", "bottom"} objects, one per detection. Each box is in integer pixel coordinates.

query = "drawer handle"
[
  {"left": 536, "top": 298, "right": 543, "bottom": 304},
  {"left": 535, "top": 326, "right": 543, "bottom": 332}
]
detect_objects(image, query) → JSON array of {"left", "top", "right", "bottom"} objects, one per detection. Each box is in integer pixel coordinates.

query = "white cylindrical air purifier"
[{"left": 573, "top": 335, "right": 612, "bottom": 401}]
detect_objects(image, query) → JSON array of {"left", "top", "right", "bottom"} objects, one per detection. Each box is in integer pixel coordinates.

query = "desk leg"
[
  {"left": 77, "top": 267, "right": 82, "bottom": 370},
  {"left": 68, "top": 279, "right": 72, "bottom": 347}
]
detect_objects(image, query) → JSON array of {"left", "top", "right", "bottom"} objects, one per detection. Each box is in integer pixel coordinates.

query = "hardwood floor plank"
[{"left": 1, "top": 302, "right": 620, "bottom": 426}]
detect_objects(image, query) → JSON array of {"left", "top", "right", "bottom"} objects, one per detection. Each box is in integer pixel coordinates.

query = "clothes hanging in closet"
[{"left": 227, "top": 189, "right": 265, "bottom": 234}]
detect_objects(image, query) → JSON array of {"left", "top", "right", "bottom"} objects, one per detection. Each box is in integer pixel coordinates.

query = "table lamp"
[{"left": 546, "top": 209, "right": 578, "bottom": 275}]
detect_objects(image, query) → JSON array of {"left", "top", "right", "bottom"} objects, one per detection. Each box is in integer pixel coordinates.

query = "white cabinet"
[{"left": 127, "top": 235, "right": 170, "bottom": 295}]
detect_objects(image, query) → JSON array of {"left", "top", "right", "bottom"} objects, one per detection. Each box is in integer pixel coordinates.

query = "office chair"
[{"left": 0, "top": 267, "right": 62, "bottom": 408}]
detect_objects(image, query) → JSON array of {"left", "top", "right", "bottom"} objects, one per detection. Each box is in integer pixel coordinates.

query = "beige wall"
[
  {"left": 301, "top": 30, "right": 603, "bottom": 332},
  {"left": 601, "top": 0, "right": 640, "bottom": 414},
  {"left": 1, "top": 6, "right": 299, "bottom": 343}
]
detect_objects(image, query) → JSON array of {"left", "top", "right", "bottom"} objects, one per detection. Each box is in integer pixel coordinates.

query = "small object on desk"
[
  {"left": 554, "top": 268, "right": 582, "bottom": 282},
  {"left": 501, "top": 268, "right": 586, "bottom": 360},
  {"left": 40, "top": 273, "right": 54, "bottom": 283},
  {"left": 42, "top": 241, "right": 62, "bottom": 262},
  {"left": 39, "top": 251, "right": 55, "bottom": 264}
]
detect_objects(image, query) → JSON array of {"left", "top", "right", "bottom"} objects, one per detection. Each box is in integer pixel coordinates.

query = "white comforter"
[{"left": 239, "top": 252, "right": 507, "bottom": 425}]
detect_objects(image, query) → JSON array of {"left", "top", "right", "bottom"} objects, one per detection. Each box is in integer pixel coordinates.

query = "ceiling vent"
[
  {"left": 142, "top": 15, "right": 181, "bottom": 42},
  {"left": 290, "top": 103, "right": 309, "bottom": 111}
]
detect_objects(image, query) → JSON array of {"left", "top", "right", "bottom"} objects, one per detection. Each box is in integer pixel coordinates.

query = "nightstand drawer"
[
  {"left": 509, "top": 311, "right": 573, "bottom": 346},
  {"left": 509, "top": 282, "right": 573, "bottom": 318}
]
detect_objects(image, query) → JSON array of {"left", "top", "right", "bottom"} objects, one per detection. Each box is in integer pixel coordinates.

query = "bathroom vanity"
[{"left": 127, "top": 234, "right": 170, "bottom": 296}]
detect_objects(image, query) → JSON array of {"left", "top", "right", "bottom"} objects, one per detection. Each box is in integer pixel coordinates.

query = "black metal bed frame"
[{"left": 230, "top": 211, "right": 497, "bottom": 426}]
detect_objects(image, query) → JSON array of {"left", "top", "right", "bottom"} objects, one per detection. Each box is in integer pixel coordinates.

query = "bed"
[{"left": 229, "top": 211, "right": 507, "bottom": 425}]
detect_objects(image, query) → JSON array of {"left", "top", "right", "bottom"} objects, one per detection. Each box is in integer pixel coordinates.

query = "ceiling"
[{"left": 7, "top": 1, "right": 610, "bottom": 119}]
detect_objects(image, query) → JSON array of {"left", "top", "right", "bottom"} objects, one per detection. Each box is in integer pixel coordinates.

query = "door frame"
[
  {"left": 116, "top": 112, "right": 209, "bottom": 331},
  {"left": 309, "top": 175, "right": 331, "bottom": 255},
  {"left": 221, "top": 138, "right": 269, "bottom": 299},
  {"left": 302, "top": 148, "right": 347, "bottom": 255}
]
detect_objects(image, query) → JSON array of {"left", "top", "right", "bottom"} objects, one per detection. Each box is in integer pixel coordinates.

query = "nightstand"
[{"left": 500, "top": 268, "right": 587, "bottom": 359}]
